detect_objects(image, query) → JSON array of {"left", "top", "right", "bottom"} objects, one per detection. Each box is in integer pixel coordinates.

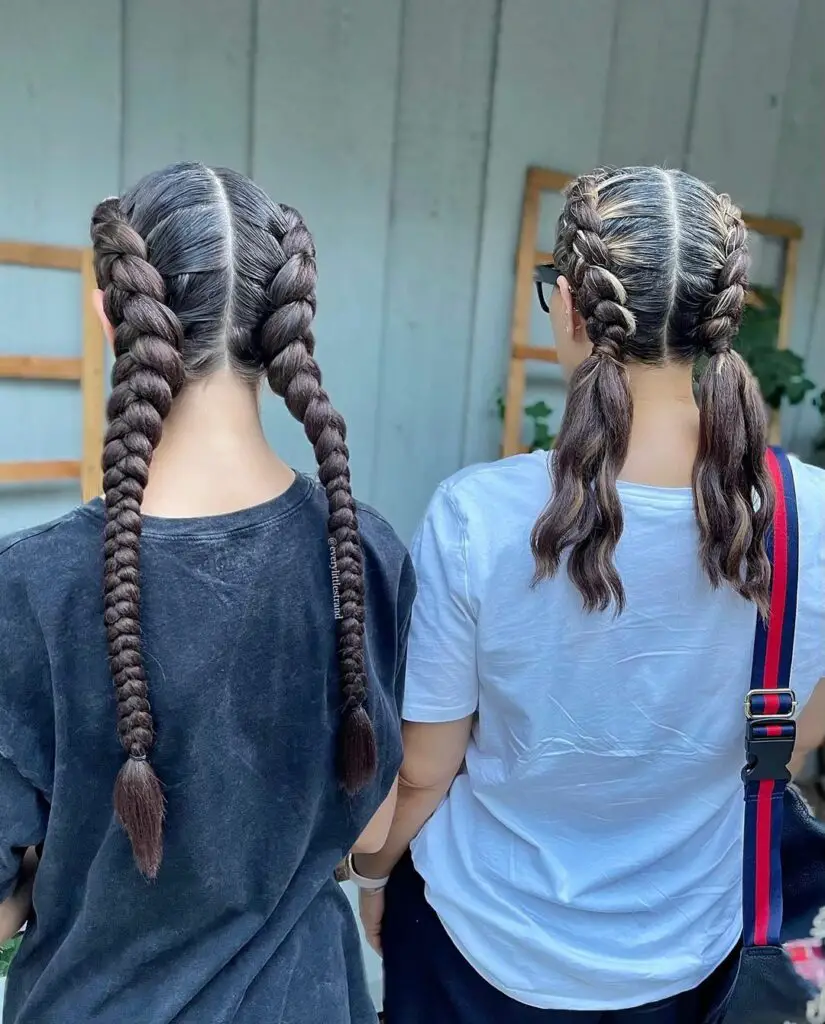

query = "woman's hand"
[{"left": 359, "top": 887, "right": 386, "bottom": 956}]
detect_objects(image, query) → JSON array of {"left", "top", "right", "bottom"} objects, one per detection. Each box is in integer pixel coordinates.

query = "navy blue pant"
[{"left": 382, "top": 854, "right": 738, "bottom": 1023}]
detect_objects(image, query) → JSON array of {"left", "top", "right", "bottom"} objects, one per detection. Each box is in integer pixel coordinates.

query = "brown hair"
[
  {"left": 531, "top": 167, "right": 773, "bottom": 616},
  {"left": 91, "top": 164, "right": 375, "bottom": 878}
]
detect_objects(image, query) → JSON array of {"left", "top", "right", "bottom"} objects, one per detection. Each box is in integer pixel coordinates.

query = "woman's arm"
[
  {"left": 351, "top": 778, "right": 399, "bottom": 855},
  {"left": 353, "top": 485, "right": 476, "bottom": 953},
  {"left": 353, "top": 718, "right": 472, "bottom": 954},
  {"left": 353, "top": 716, "right": 473, "bottom": 880},
  {"left": 791, "top": 677, "right": 825, "bottom": 778},
  {"left": 0, "top": 848, "right": 37, "bottom": 943},
  {"left": 357, "top": 483, "right": 478, "bottom": 880}
]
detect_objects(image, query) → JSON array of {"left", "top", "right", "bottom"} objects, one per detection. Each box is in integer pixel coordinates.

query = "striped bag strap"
[{"left": 741, "top": 446, "right": 800, "bottom": 948}]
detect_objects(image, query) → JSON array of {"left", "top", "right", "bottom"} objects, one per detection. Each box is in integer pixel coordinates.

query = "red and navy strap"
[{"left": 742, "top": 447, "right": 800, "bottom": 948}]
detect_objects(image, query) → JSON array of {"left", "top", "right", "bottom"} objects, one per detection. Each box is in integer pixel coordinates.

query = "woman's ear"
[
  {"left": 92, "top": 288, "right": 115, "bottom": 348},
  {"left": 557, "top": 276, "right": 585, "bottom": 341}
]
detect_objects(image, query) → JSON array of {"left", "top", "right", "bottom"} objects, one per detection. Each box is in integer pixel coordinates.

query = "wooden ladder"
[
  {"left": 501, "top": 167, "right": 572, "bottom": 458},
  {"left": 0, "top": 240, "right": 105, "bottom": 502}
]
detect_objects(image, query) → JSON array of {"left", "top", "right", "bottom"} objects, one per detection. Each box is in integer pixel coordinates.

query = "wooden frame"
[
  {"left": 501, "top": 166, "right": 803, "bottom": 456},
  {"left": 0, "top": 241, "right": 105, "bottom": 501}
]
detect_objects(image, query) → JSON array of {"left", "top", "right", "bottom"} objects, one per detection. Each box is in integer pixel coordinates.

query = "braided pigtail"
[
  {"left": 91, "top": 199, "right": 186, "bottom": 878},
  {"left": 692, "top": 196, "right": 773, "bottom": 617},
  {"left": 259, "top": 206, "right": 376, "bottom": 793},
  {"left": 531, "top": 176, "right": 636, "bottom": 613}
]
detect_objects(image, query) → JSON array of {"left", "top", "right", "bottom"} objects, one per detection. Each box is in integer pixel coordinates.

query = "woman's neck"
[
  {"left": 620, "top": 362, "right": 700, "bottom": 488},
  {"left": 140, "top": 370, "right": 294, "bottom": 518}
]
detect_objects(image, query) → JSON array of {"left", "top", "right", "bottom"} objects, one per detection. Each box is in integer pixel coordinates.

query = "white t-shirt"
[{"left": 404, "top": 451, "right": 825, "bottom": 1012}]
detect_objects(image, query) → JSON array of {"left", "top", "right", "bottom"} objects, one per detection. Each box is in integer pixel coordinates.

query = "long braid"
[
  {"left": 89, "top": 164, "right": 381, "bottom": 878},
  {"left": 531, "top": 166, "right": 774, "bottom": 618},
  {"left": 258, "top": 205, "right": 376, "bottom": 792},
  {"left": 91, "top": 198, "right": 186, "bottom": 878},
  {"left": 532, "top": 175, "right": 636, "bottom": 612},
  {"left": 692, "top": 194, "right": 773, "bottom": 617}
]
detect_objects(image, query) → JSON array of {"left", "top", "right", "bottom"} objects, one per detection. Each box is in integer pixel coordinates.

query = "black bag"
[{"left": 722, "top": 448, "right": 825, "bottom": 1023}]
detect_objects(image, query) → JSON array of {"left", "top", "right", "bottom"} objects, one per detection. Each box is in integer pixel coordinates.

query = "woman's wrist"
[{"left": 347, "top": 853, "right": 390, "bottom": 891}]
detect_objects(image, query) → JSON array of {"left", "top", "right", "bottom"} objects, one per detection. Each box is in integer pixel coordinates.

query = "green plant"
[
  {"left": 523, "top": 400, "right": 555, "bottom": 451},
  {"left": 0, "top": 935, "right": 22, "bottom": 978},
  {"left": 495, "top": 392, "right": 555, "bottom": 451},
  {"left": 735, "top": 286, "right": 815, "bottom": 410}
]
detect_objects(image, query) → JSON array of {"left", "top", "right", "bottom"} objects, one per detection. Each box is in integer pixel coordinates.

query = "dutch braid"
[
  {"left": 258, "top": 205, "right": 376, "bottom": 792},
  {"left": 532, "top": 166, "right": 773, "bottom": 618},
  {"left": 532, "top": 175, "right": 636, "bottom": 612},
  {"left": 91, "top": 198, "right": 186, "bottom": 879},
  {"left": 89, "top": 164, "right": 386, "bottom": 880},
  {"left": 692, "top": 195, "right": 773, "bottom": 616}
]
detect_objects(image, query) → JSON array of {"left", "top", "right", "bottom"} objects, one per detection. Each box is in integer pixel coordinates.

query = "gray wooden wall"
[{"left": 2, "top": 0, "right": 823, "bottom": 540}]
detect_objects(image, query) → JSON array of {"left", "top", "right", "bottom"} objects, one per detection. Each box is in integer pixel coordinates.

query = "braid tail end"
[
  {"left": 113, "top": 757, "right": 165, "bottom": 879},
  {"left": 338, "top": 704, "right": 377, "bottom": 795}
]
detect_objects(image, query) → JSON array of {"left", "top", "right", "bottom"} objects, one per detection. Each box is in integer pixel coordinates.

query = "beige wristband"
[{"left": 346, "top": 853, "right": 389, "bottom": 891}]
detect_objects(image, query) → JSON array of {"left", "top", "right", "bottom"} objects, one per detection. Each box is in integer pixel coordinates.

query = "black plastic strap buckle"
[{"left": 742, "top": 720, "right": 797, "bottom": 783}]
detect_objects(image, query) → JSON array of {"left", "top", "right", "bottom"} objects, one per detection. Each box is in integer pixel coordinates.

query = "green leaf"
[
  {"left": 0, "top": 935, "right": 22, "bottom": 978},
  {"left": 494, "top": 391, "right": 506, "bottom": 422},
  {"left": 785, "top": 376, "right": 816, "bottom": 406},
  {"left": 524, "top": 400, "right": 552, "bottom": 420}
]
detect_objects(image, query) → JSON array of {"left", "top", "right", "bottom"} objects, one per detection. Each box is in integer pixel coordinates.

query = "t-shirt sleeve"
[
  {"left": 0, "top": 553, "right": 52, "bottom": 900},
  {"left": 0, "top": 759, "right": 48, "bottom": 901},
  {"left": 402, "top": 483, "right": 479, "bottom": 722},
  {"left": 392, "top": 552, "right": 417, "bottom": 715},
  {"left": 792, "top": 457, "right": 825, "bottom": 702}
]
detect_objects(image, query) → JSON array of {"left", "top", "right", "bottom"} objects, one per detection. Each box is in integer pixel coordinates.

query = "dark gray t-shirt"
[{"left": 0, "top": 474, "right": 414, "bottom": 1023}]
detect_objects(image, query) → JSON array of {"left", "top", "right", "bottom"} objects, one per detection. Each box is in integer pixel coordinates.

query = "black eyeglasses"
[{"left": 534, "top": 264, "right": 561, "bottom": 313}]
